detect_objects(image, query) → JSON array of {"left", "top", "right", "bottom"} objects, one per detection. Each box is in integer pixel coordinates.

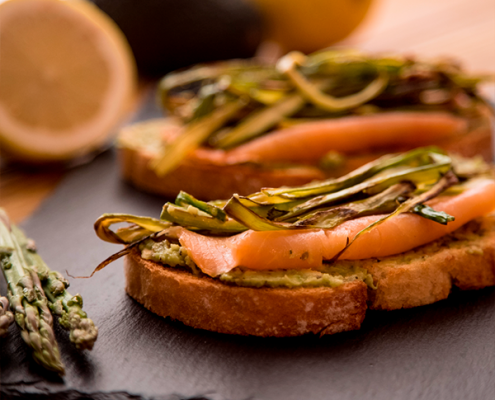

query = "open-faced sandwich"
[
  {"left": 94, "top": 148, "right": 495, "bottom": 337},
  {"left": 119, "top": 50, "right": 493, "bottom": 200}
]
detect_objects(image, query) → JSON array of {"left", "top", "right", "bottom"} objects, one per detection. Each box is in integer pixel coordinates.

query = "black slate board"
[{"left": 1, "top": 92, "right": 495, "bottom": 400}]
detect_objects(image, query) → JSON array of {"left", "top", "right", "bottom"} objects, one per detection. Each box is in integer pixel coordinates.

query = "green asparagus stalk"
[
  {"left": 329, "top": 170, "right": 458, "bottom": 261},
  {"left": 12, "top": 226, "right": 98, "bottom": 351},
  {"left": 277, "top": 51, "right": 389, "bottom": 112},
  {"left": 0, "top": 293, "right": 14, "bottom": 337},
  {"left": 209, "top": 93, "right": 305, "bottom": 149},
  {"left": 151, "top": 98, "right": 246, "bottom": 176},
  {"left": 0, "top": 210, "right": 65, "bottom": 374}
]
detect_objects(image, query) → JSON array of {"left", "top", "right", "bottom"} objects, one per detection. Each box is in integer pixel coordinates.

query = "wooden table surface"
[{"left": 1, "top": 0, "right": 494, "bottom": 223}]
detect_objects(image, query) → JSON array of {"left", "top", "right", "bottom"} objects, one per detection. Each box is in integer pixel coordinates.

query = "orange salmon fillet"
[
  {"left": 178, "top": 178, "right": 495, "bottom": 277},
  {"left": 185, "top": 112, "right": 467, "bottom": 165}
]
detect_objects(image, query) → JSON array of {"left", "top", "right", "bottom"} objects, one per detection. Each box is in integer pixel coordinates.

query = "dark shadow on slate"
[{"left": 1, "top": 88, "right": 495, "bottom": 400}]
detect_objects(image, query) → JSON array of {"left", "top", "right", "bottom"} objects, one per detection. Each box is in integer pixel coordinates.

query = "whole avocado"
[{"left": 91, "top": 0, "right": 263, "bottom": 76}]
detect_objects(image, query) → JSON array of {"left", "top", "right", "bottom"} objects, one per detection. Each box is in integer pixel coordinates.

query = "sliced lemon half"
[{"left": 0, "top": 0, "right": 136, "bottom": 162}]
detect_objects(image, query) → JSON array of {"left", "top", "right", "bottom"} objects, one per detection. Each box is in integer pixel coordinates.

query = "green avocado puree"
[
  {"left": 140, "top": 239, "right": 198, "bottom": 273},
  {"left": 139, "top": 238, "right": 375, "bottom": 289}
]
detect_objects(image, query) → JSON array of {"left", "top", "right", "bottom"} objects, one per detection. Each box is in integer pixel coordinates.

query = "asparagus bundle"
[
  {"left": 152, "top": 50, "right": 492, "bottom": 175},
  {"left": 0, "top": 210, "right": 65, "bottom": 374},
  {"left": 15, "top": 228, "right": 98, "bottom": 351},
  {"left": 94, "top": 148, "right": 490, "bottom": 252},
  {"left": 0, "top": 293, "right": 14, "bottom": 337},
  {"left": 97, "top": 148, "right": 459, "bottom": 241},
  {"left": 0, "top": 209, "right": 98, "bottom": 374}
]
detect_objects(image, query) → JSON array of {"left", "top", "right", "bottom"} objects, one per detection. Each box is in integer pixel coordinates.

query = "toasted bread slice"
[
  {"left": 118, "top": 119, "right": 492, "bottom": 200},
  {"left": 353, "top": 216, "right": 495, "bottom": 310},
  {"left": 125, "top": 249, "right": 368, "bottom": 337},
  {"left": 120, "top": 147, "right": 327, "bottom": 200},
  {"left": 124, "top": 215, "right": 495, "bottom": 337}
]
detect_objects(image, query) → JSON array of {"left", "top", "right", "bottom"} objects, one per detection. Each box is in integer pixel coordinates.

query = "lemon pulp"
[{"left": 0, "top": 0, "right": 136, "bottom": 161}]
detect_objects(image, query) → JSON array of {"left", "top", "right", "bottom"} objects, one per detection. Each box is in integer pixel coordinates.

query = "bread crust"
[
  {"left": 366, "top": 216, "right": 495, "bottom": 310},
  {"left": 124, "top": 216, "right": 495, "bottom": 336},
  {"left": 118, "top": 121, "right": 492, "bottom": 200},
  {"left": 125, "top": 250, "right": 368, "bottom": 337},
  {"left": 119, "top": 145, "right": 326, "bottom": 199}
]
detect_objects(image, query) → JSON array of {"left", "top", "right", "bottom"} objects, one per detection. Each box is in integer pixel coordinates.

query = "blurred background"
[
  {"left": 0, "top": 0, "right": 494, "bottom": 222},
  {"left": 92, "top": 0, "right": 495, "bottom": 76}
]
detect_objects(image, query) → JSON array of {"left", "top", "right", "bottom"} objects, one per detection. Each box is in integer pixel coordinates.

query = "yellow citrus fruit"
[
  {"left": 250, "top": 0, "right": 374, "bottom": 53},
  {"left": 0, "top": 0, "right": 136, "bottom": 162}
]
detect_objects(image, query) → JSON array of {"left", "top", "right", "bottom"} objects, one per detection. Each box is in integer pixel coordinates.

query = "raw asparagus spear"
[
  {"left": 0, "top": 210, "right": 65, "bottom": 374},
  {"left": 14, "top": 227, "right": 98, "bottom": 351},
  {"left": 0, "top": 294, "right": 14, "bottom": 337}
]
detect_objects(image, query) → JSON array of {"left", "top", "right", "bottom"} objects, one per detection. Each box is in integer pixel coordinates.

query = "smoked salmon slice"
[
  {"left": 181, "top": 112, "right": 468, "bottom": 165},
  {"left": 178, "top": 178, "right": 495, "bottom": 277}
]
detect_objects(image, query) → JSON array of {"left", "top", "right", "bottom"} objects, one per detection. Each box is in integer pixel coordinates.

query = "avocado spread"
[
  {"left": 118, "top": 120, "right": 164, "bottom": 155},
  {"left": 139, "top": 239, "right": 198, "bottom": 274},
  {"left": 220, "top": 265, "right": 375, "bottom": 289},
  {"left": 139, "top": 238, "right": 375, "bottom": 289}
]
